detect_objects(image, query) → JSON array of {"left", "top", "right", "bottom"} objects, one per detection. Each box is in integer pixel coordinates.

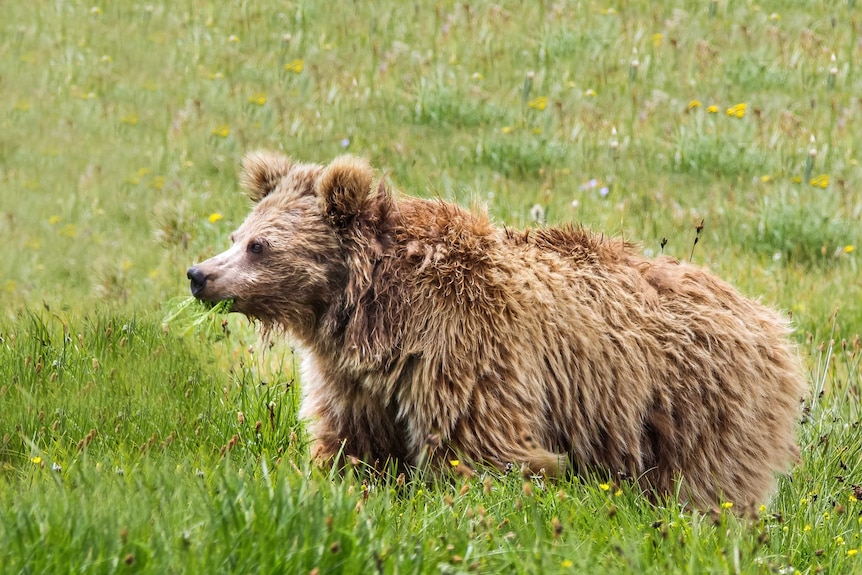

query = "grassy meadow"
[{"left": 1, "top": 0, "right": 861, "bottom": 572}]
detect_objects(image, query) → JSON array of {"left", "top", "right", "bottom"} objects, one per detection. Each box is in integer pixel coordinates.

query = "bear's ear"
[
  {"left": 316, "top": 155, "right": 374, "bottom": 228},
  {"left": 240, "top": 151, "right": 293, "bottom": 202}
]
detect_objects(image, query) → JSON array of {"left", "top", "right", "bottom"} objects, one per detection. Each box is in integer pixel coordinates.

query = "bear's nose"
[{"left": 187, "top": 266, "right": 207, "bottom": 297}]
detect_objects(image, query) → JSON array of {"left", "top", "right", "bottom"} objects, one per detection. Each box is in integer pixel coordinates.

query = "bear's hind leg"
[{"left": 518, "top": 432, "right": 567, "bottom": 478}]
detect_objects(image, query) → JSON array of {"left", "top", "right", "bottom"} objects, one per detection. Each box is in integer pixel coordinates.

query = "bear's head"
[{"left": 187, "top": 152, "right": 388, "bottom": 337}]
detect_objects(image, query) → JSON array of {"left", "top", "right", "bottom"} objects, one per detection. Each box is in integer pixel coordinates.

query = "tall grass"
[{"left": 1, "top": 0, "right": 861, "bottom": 572}]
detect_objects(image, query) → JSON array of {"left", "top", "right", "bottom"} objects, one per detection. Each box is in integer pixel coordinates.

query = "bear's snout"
[{"left": 187, "top": 266, "right": 207, "bottom": 297}]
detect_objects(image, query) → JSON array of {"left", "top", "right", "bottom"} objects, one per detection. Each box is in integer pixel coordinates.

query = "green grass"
[{"left": 1, "top": 0, "right": 861, "bottom": 572}]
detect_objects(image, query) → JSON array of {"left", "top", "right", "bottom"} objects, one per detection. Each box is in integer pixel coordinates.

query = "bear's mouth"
[{"left": 187, "top": 281, "right": 238, "bottom": 313}]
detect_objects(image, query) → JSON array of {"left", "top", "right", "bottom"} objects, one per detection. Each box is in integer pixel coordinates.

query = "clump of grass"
[
  {"left": 162, "top": 296, "right": 234, "bottom": 337},
  {"left": 412, "top": 81, "right": 509, "bottom": 128},
  {"left": 475, "top": 135, "right": 569, "bottom": 178},
  {"left": 748, "top": 202, "right": 857, "bottom": 268},
  {"left": 670, "top": 129, "right": 773, "bottom": 180}
]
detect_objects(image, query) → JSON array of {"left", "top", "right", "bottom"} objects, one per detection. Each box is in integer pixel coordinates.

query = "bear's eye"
[{"left": 248, "top": 240, "right": 264, "bottom": 255}]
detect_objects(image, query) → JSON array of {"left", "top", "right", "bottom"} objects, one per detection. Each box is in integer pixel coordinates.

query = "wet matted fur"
[{"left": 188, "top": 152, "right": 807, "bottom": 509}]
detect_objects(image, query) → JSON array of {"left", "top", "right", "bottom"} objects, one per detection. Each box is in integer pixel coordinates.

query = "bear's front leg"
[
  {"left": 299, "top": 360, "right": 384, "bottom": 468},
  {"left": 305, "top": 412, "right": 351, "bottom": 467},
  {"left": 303, "top": 395, "right": 409, "bottom": 471}
]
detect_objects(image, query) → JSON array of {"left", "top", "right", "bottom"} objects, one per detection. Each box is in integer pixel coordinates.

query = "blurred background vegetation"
[{"left": 1, "top": 0, "right": 859, "bottom": 337}]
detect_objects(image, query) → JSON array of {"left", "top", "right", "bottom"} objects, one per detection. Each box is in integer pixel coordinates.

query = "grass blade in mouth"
[{"left": 162, "top": 297, "right": 234, "bottom": 336}]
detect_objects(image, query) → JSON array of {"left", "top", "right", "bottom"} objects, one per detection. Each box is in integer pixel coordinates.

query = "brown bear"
[{"left": 187, "top": 152, "right": 807, "bottom": 509}]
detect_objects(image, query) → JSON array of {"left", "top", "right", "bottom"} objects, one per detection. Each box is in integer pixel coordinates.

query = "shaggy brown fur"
[{"left": 188, "top": 152, "right": 808, "bottom": 509}]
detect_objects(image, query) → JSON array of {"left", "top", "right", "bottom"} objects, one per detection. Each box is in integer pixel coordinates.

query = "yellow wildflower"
[
  {"left": 284, "top": 59, "right": 304, "bottom": 73},
  {"left": 208, "top": 213, "right": 223, "bottom": 223},
  {"left": 60, "top": 224, "right": 77, "bottom": 238},
  {"left": 584, "top": 89, "right": 597, "bottom": 97},
  {"left": 721, "top": 501, "right": 734, "bottom": 509},
  {"left": 836, "top": 535, "right": 845, "bottom": 545},
  {"left": 561, "top": 560, "right": 574, "bottom": 568},
  {"left": 212, "top": 125, "right": 230, "bottom": 138},
  {"left": 501, "top": 126, "right": 514, "bottom": 134},
  {"left": 599, "top": 483, "right": 610, "bottom": 491},
  {"left": 528, "top": 96, "right": 548, "bottom": 111},
  {"left": 652, "top": 33, "right": 663, "bottom": 47},
  {"left": 31, "top": 456, "right": 42, "bottom": 464},
  {"left": 760, "top": 175, "right": 772, "bottom": 183},
  {"left": 687, "top": 100, "right": 702, "bottom": 110},
  {"left": 449, "top": 460, "right": 460, "bottom": 467},
  {"left": 759, "top": 504, "right": 767, "bottom": 514},
  {"left": 791, "top": 176, "right": 802, "bottom": 184},
  {"left": 149, "top": 176, "right": 165, "bottom": 191},
  {"left": 49, "top": 215, "right": 61, "bottom": 225},
  {"left": 849, "top": 549, "right": 859, "bottom": 557},
  {"left": 804, "top": 524, "right": 812, "bottom": 532},
  {"left": 706, "top": 105, "right": 719, "bottom": 114},
  {"left": 248, "top": 93, "right": 267, "bottom": 106},
  {"left": 726, "top": 103, "right": 747, "bottom": 118},
  {"left": 227, "top": 35, "right": 240, "bottom": 44},
  {"left": 809, "top": 174, "right": 829, "bottom": 188}
]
